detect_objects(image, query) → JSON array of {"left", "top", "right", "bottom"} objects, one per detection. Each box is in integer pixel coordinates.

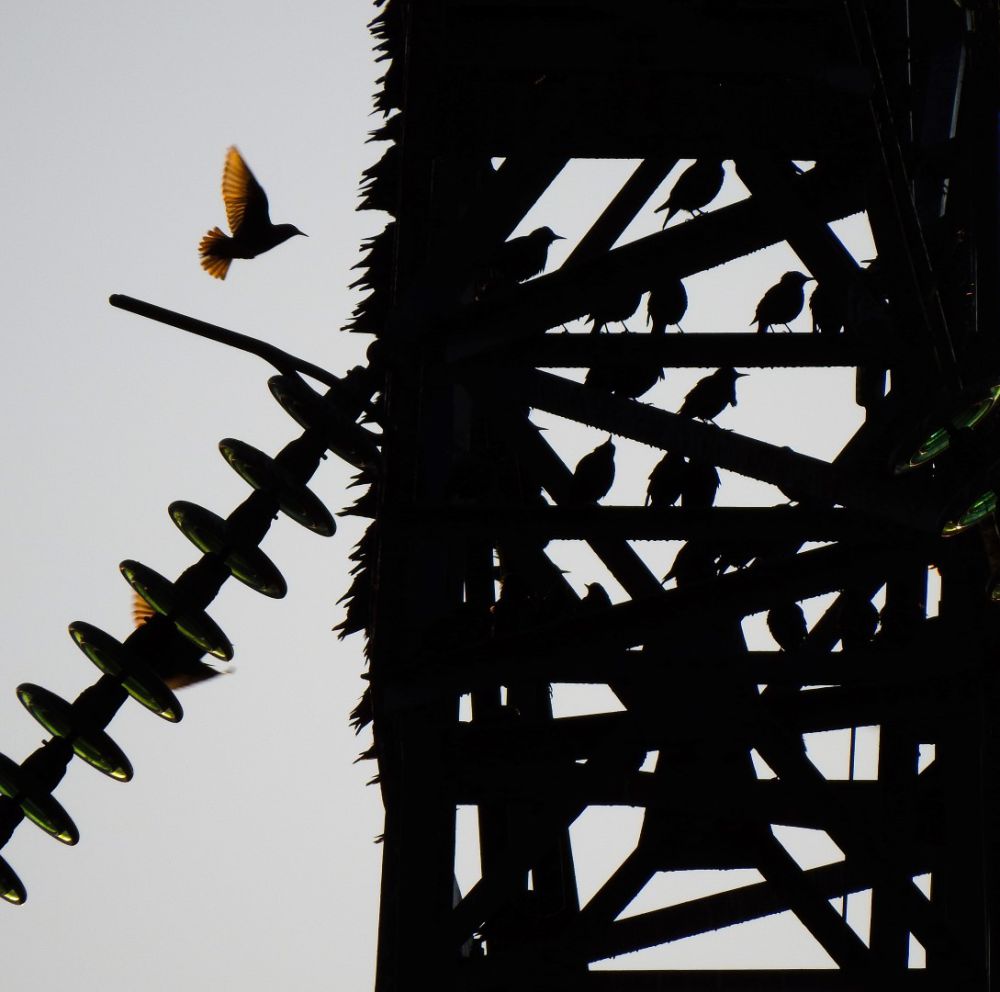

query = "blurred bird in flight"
[
  {"left": 199, "top": 146, "right": 307, "bottom": 279},
  {"left": 132, "top": 592, "right": 228, "bottom": 689}
]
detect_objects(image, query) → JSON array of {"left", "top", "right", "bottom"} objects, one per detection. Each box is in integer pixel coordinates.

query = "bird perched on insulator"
[
  {"left": 767, "top": 602, "right": 808, "bottom": 651},
  {"left": 752, "top": 271, "right": 815, "bottom": 332},
  {"left": 647, "top": 277, "right": 688, "bottom": 333},
  {"left": 681, "top": 458, "right": 721, "bottom": 509},
  {"left": 487, "top": 226, "right": 564, "bottom": 287},
  {"left": 809, "top": 279, "right": 848, "bottom": 334},
  {"left": 654, "top": 160, "right": 725, "bottom": 227},
  {"left": 646, "top": 450, "right": 687, "bottom": 507},
  {"left": 679, "top": 367, "right": 747, "bottom": 422},
  {"left": 662, "top": 541, "right": 719, "bottom": 587},
  {"left": 199, "top": 147, "right": 307, "bottom": 279},
  {"left": 584, "top": 339, "right": 664, "bottom": 399},
  {"left": 568, "top": 436, "right": 616, "bottom": 504},
  {"left": 587, "top": 283, "right": 643, "bottom": 333},
  {"left": 581, "top": 582, "right": 613, "bottom": 610}
]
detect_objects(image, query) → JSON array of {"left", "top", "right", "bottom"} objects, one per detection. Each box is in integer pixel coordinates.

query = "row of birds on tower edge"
[{"left": 194, "top": 151, "right": 875, "bottom": 347}]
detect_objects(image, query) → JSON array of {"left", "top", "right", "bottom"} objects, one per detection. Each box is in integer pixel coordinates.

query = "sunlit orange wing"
[{"left": 221, "top": 146, "right": 269, "bottom": 236}]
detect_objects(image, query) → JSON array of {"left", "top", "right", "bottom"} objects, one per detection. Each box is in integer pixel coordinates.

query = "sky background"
[{"left": 1, "top": 3, "right": 916, "bottom": 987}]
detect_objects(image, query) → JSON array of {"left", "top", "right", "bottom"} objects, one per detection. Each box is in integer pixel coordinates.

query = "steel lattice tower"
[{"left": 353, "top": 2, "right": 1000, "bottom": 989}]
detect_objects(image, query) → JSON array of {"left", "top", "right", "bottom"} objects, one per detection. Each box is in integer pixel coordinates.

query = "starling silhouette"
[
  {"left": 662, "top": 541, "right": 719, "bottom": 587},
  {"left": 647, "top": 277, "right": 688, "bottom": 333},
  {"left": 489, "top": 226, "right": 564, "bottom": 285},
  {"left": 767, "top": 602, "right": 808, "bottom": 652},
  {"left": 131, "top": 592, "right": 225, "bottom": 689},
  {"left": 568, "top": 436, "right": 616, "bottom": 504},
  {"left": 679, "top": 367, "right": 747, "bottom": 421},
  {"left": 681, "top": 458, "right": 721, "bottom": 509},
  {"left": 646, "top": 451, "right": 687, "bottom": 507},
  {"left": 809, "top": 280, "right": 848, "bottom": 334},
  {"left": 838, "top": 591, "right": 879, "bottom": 650},
  {"left": 585, "top": 336, "right": 664, "bottom": 399},
  {"left": 654, "top": 160, "right": 725, "bottom": 227},
  {"left": 587, "top": 284, "right": 642, "bottom": 333},
  {"left": 581, "top": 582, "right": 613, "bottom": 610},
  {"left": 752, "top": 271, "right": 814, "bottom": 332},
  {"left": 199, "top": 147, "right": 307, "bottom": 280}
]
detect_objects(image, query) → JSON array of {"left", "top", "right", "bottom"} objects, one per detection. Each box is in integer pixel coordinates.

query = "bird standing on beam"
[
  {"left": 567, "top": 436, "right": 616, "bottom": 504},
  {"left": 488, "top": 226, "right": 564, "bottom": 286},
  {"left": 679, "top": 367, "right": 747, "bottom": 422},
  {"left": 654, "top": 160, "right": 725, "bottom": 227},
  {"left": 647, "top": 276, "right": 688, "bottom": 334},
  {"left": 752, "top": 271, "right": 814, "bottom": 332},
  {"left": 199, "top": 147, "right": 307, "bottom": 279}
]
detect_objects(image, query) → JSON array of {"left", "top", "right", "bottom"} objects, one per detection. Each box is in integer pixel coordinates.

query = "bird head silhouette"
[
  {"left": 532, "top": 226, "right": 565, "bottom": 244},
  {"left": 782, "top": 271, "right": 814, "bottom": 285}
]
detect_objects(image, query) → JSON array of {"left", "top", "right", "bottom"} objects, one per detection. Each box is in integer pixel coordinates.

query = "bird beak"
[
  {"left": 300, "top": 231, "right": 309, "bottom": 237},
  {"left": 553, "top": 234, "right": 566, "bottom": 240},
  {"left": 736, "top": 372, "right": 749, "bottom": 378}
]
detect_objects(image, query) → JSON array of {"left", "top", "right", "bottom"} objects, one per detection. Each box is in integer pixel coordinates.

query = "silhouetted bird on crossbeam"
[
  {"left": 679, "top": 368, "right": 747, "bottom": 422},
  {"left": 654, "top": 160, "right": 725, "bottom": 227},
  {"left": 647, "top": 277, "right": 688, "bottom": 333},
  {"left": 489, "top": 226, "right": 564, "bottom": 286},
  {"left": 568, "top": 436, "right": 616, "bottom": 504},
  {"left": 585, "top": 334, "right": 664, "bottom": 398},
  {"left": 587, "top": 284, "right": 642, "bottom": 333},
  {"left": 581, "top": 582, "right": 612, "bottom": 610},
  {"left": 199, "top": 147, "right": 306, "bottom": 279},
  {"left": 767, "top": 602, "right": 808, "bottom": 652},
  {"left": 752, "top": 271, "right": 814, "bottom": 332},
  {"left": 681, "top": 458, "right": 721, "bottom": 508},
  {"left": 646, "top": 451, "right": 687, "bottom": 507}
]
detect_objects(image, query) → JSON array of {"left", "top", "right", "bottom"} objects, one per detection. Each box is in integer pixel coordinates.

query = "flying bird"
[
  {"left": 679, "top": 367, "right": 747, "bottom": 422},
  {"left": 131, "top": 592, "right": 227, "bottom": 689},
  {"left": 199, "top": 147, "right": 307, "bottom": 279},
  {"left": 654, "top": 160, "right": 725, "bottom": 227},
  {"left": 568, "top": 436, "right": 616, "bottom": 504},
  {"left": 752, "top": 271, "right": 814, "bottom": 332}
]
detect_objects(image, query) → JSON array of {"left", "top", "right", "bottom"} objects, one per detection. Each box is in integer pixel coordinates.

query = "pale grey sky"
[{"left": 0, "top": 3, "right": 900, "bottom": 986}]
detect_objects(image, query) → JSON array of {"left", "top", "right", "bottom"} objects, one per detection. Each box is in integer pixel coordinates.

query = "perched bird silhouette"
[
  {"left": 662, "top": 541, "right": 719, "bottom": 587},
  {"left": 647, "top": 277, "right": 688, "bottom": 333},
  {"left": 809, "top": 280, "right": 848, "bottom": 334},
  {"left": 838, "top": 591, "right": 879, "bottom": 650},
  {"left": 646, "top": 451, "right": 687, "bottom": 507},
  {"left": 681, "top": 458, "right": 721, "bottom": 509},
  {"left": 654, "top": 160, "right": 725, "bottom": 227},
  {"left": 199, "top": 147, "right": 306, "bottom": 280},
  {"left": 767, "top": 602, "right": 808, "bottom": 652},
  {"left": 585, "top": 335, "right": 664, "bottom": 399},
  {"left": 679, "top": 367, "right": 747, "bottom": 421},
  {"left": 488, "top": 226, "right": 564, "bottom": 286},
  {"left": 587, "top": 283, "right": 642, "bottom": 333},
  {"left": 568, "top": 436, "right": 616, "bottom": 504},
  {"left": 752, "top": 271, "right": 814, "bottom": 332},
  {"left": 581, "top": 582, "right": 613, "bottom": 610}
]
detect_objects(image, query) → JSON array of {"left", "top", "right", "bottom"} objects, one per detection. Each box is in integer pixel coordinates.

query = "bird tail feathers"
[{"left": 199, "top": 227, "right": 232, "bottom": 279}]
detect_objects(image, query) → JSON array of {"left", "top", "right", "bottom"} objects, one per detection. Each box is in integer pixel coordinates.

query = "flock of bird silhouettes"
[{"left": 193, "top": 150, "right": 867, "bottom": 634}]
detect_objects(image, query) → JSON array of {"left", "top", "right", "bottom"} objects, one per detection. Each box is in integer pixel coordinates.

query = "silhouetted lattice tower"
[{"left": 351, "top": 1, "right": 1000, "bottom": 989}]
